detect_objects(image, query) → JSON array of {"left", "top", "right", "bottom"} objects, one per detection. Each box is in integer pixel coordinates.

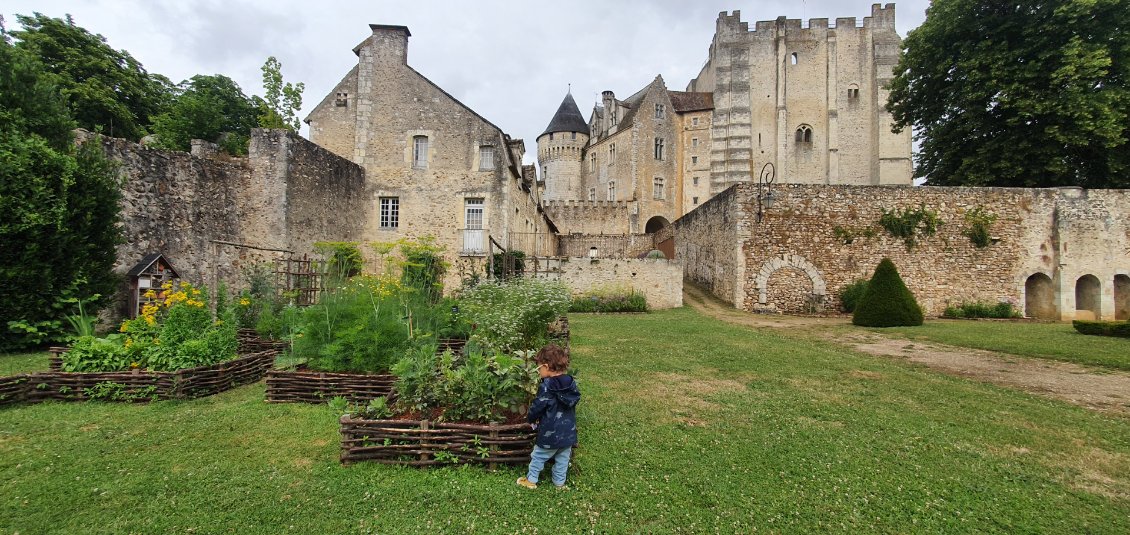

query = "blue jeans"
[{"left": 526, "top": 445, "right": 572, "bottom": 486}]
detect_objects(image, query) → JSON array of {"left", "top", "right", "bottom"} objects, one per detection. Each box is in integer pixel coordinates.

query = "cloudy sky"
[{"left": 4, "top": 1, "right": 930, "bottom": 161}]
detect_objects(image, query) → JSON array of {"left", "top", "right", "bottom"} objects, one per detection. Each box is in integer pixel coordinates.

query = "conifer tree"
[{"left": 852, "top": 258, "right": 924, "bottom": 327}]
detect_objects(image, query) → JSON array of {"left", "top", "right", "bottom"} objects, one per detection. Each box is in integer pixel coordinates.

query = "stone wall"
[
  {"left": 675, "top": 182, "right": 1130, "bottom": 320},
  {"left": 556, "top": 233, "right": 656, "bottom": 259},
  {"left": 541, "top": 258, "right": 684, "bottom": 309},
  {"left": 543, "top": 200, "right": 632, "bottom": 235},
  {"left": 673, "top": 186, "right": 747, "bottom": 305}
]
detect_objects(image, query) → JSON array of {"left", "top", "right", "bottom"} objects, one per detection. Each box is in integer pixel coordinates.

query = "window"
[
  {"left": 790, "top": 52, "right": 798, "bottom": 65},
  {"left": 479, "top": 146, "right": 494, "bottom": 170},
  {"left": 379, "top": 197, "right": 399, "bottom": 229},
  {"left": 412, "top": 136, "right": 428, "bottom": 169},
  {"left": 693, "top": 196, "right": 699, "bottom": 205},
  {"left": 549, "top": 133, "right": 554, "bottom": 140},
  {"left": 692, "top": 137, "right": 699, "bottom": 147},
  {"left": 335, "top": 92, "right": 349, "bottom": 107},
  {"left": 693, "top": 176, "right": 699, "bottom": 186},
  {"left": 610, "top": 108, "right": 618, "bottom": 126},
  {"left": 653, "top": 177, "right": 665, "bottom": 200},
  {"left": 589, "top": 153, "right": 596, "bottom": 172},
  {"left": 691, "top": 156, "right": 698, "bottom": 165},
  {"left": 848, "top": 88, "right": 860, "bottom": 99},
  {"left": 588, "top": 188, "right": 596, "bottom": 201},
  {"left": 654, "top": 137, "right": 665, "bottom": 160},
  {"left": 571, "top": 132, "right": 577, "bottom": 140},
  {"left": 692, "top": 117, "right": 699, "bottom": 126},
  {"left": 795, "top": 125, "right": 813, "bottom": 144},
  {"left": 609, "top": 143, "right": 617, "bottom": 164},
  {"left": 655, "top": 104, "right": 666, "bottom": 119},
  {"left": 465, "top": 198, "right": 483, "bottom": 229},
  {"left": 608, "top": 181, "right": 616, "bottom": 201}
]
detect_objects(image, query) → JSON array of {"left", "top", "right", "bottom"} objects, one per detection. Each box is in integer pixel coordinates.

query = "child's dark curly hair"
[{"left": 534, "top": 344, "right": 570, "bottom": 373}]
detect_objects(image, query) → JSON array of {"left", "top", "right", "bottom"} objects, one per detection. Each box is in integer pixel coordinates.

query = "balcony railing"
[{"left": 460, "top": 228, "right": 485, "bottom": 255}]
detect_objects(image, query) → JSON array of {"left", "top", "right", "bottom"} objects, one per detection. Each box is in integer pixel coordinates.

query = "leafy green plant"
[
  {"left": 942, "top": 301, "right": 1020, "bottom": 319},
  {"left": 962, "top": 207, "right": 998, "bottom": 248},
  {"left": 878, "top": 204, "right": 941, "bottom": 250},
  {"left": 83, "top": 382, "right": 157, "bottom": 402},
  {"left": 399, "top": 237, "right": 448, "bottom": 304},
  {"left": 460, "top": 278, "right": 571, "bottom": 353},
  {"left": 62, "top": 294, "right": 100, "bottom": 338},
  {"left": 832, "top": 225, "right": 877, "bottom": 245},
  {"left": 487, "top": 251, "right": 525, "bottom": 280},
  {"left": 389, "top": 345, "right": 539, "bottom": 423},
  {"left": 852, "top": 258, "right": 923, "bottom": 327},
  {"left": 316, "top": 241, "right": 363, "bottom": 281},
  {"left": 839, "top": 280, "right": 869, "bottom": 313},
  {"left": 1072, "top": 320, "right": 1130, "bottom": 338},
  {"left": 570, "top": 286, "right": 648, "bottom": 313}
]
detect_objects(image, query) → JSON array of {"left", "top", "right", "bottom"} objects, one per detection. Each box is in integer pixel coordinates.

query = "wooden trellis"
[{"left": 275, "top": 254, "right": 324, "bottom": 305}]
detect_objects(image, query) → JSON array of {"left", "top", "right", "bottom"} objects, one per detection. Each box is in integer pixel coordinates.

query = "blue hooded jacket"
[{"left": 527, "top": 374, "right": 580, "bottom": 449}]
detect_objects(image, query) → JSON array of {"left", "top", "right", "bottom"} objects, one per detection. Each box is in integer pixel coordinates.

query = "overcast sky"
[{"left": 4, "top": 1, "right": 930, "bottom": 162}]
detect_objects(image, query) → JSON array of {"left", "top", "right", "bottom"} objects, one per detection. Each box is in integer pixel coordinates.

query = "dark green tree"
[
  {"left": 151, "top": 74, "right": 260, "bottom": 155},
  {"left": 10, "top": 13, "right": 172, "bottom": 141},
  {"left": 257, "top": 56, "right": 305, "bottom": 132},
  {"left": 888, "top": 0, "right": 1129, "bottom": 188},
  {"left": 852, "top": 258, "right": 924, "bottom": 327},
  {"left": 0, "top": 32, "right": 123, "bottom": 349}
]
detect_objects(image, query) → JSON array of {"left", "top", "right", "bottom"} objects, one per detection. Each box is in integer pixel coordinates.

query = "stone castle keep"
[{"left": 97, "top": 3, "right": 1128, "bottom": 321}]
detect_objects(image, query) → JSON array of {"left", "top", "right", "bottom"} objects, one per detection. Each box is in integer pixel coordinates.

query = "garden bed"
[
  {"left": 264, "top": 338, "right": 466, "bottom": 404},
  {"left": 339, "top": 415, "right": 535, "bottom": 468},
  {"left": 0, "top": 349, "right": 278, "bottom": 407}
]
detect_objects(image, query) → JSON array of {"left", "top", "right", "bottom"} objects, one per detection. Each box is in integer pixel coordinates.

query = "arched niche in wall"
[
  {"left": 1024, "top": 272, "right": 1056, "bottom": 319},
  {"left": 755, "top": 254, "right": 826, "bottom": 313},
  {"left": 1075, "top": 274, "right": 1102, "bottom": 320}
]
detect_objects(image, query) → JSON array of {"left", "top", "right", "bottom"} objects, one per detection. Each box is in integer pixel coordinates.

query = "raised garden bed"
[
  {"left": 264, "top": 338, "right": 467, "bottom": 404},
  {"left": 0, "top": 349, "right": 278, "bottom": 407},
  {"left": 339, "top": 415, "right": 535, "bottom": 468}
]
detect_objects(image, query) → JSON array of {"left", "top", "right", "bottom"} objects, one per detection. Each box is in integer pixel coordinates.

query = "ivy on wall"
[
  {"left": 832, "top": 225, "right": 878, "bottom": 245},
  {"left": 961, "top": 207, "right": 998, "bottom": 248},
  {"left": 878, "top": 204, "right": 941, "bottom": 250}
]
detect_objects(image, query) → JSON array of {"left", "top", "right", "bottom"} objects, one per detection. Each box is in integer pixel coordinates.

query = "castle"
[{"left": 541, "top": 4, "right": 912, "bottom": 235}]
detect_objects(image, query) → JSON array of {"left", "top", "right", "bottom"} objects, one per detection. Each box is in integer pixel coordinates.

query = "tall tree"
[
  {"left": 10, "top": 13, "right": 171, "bottom": 141},
  {"left": 0, "top": 30, "right": 123, "bottom": 349},
  {"left": 151, "top": 74, "right": 260, "bottom": 154},
  {"left": 257, "top": 56, "right": 305, "bottom": 132},
  {"left": 888, "top": 0, "right": 1130, "bottom": 188}
]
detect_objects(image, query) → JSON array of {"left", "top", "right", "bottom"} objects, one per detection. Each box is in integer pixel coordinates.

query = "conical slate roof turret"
[{"left": 541, "top": 92, "right": 589, "bottom": 137}]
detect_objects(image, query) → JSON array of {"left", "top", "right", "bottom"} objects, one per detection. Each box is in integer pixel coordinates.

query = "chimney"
[{"left": 366, "top": 24, "right": 411, "bottom": 64}]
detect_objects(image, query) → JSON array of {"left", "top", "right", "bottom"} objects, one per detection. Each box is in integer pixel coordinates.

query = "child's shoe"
[
  {"left": 554, "top": 484, "right": 568, "bottom": 491},
  {"left": 516, "top": 477, "right": 537, "bottom": 490}
]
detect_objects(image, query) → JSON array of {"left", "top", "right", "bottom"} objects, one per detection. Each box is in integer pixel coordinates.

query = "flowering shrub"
[
  {"left": 569, "top": 285, "right": 648, "bottom": 313},
  {"left": 62, "top": 282, "right": 238, "bottom": 372},
  {"left": 460, "top": 278, "right": 571, "bottom": 353}
]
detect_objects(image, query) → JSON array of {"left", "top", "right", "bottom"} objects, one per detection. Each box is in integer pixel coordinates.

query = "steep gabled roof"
[{"left": 541, "top": 93, "right": 589, "bottom": 136}]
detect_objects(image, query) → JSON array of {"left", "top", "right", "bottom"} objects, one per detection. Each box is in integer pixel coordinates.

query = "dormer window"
[{"left": 611, "top": 108, "right": 618, "bottom": 126}]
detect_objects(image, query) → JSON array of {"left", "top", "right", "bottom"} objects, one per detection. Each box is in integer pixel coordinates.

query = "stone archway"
[
  {"left": 755, "top": 255, "right": 826, "bottom": 313},
  {"left": 1075, "top": 274, "right": 1101, "bottom": 320},
  {"left": 1024, "top": 273, "right": 1056, "bottom": 319},
  {"left": 644, "top": 216, "right": 670, "bottom": 234},
  {"left": 1115, "top": 274, "right": 1130, "bottom": 320}
]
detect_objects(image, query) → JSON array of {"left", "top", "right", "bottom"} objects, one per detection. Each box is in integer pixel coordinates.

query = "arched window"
[
  {"left": 795, "top": 125, "right": 813, "bottom": 144},
  {"left": 412, "top": 136, "right": 429, "bottom": 168},
  {"left": 790, "top": 52, "right": 798, "bottom": 65},
  {"left": 847, "top": 83, "right": 860, "bottom": 100}
]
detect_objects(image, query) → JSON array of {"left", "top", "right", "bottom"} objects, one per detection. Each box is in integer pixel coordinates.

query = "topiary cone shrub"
[{"left": 852, "top": 258, "right": 924, "bottom": 327}]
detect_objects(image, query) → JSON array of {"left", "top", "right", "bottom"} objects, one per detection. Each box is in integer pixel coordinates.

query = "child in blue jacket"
[{"left": 517, "top": 344, "right": 580, "bottom": 490}]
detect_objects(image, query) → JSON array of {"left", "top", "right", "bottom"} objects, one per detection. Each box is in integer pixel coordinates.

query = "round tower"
[{"left": 537, "top": 91, "right": 589, "bottom": 201}]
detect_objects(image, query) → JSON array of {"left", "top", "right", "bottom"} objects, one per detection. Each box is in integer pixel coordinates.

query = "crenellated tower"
[{"left": 537, "top": 91, "right": 589, "bottom": 201}]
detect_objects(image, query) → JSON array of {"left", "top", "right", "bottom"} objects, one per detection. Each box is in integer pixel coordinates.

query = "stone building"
[
  {"left": 676, "top": 183, "right": 1130, "bottom": 321},
  {"left": 305, "top": 24, "right": 556, "bottom": 272},
  {"left": 542, "top": 4, "right": 912, "bottom": 237}
]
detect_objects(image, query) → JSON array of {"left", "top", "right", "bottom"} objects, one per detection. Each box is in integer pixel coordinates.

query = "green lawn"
[
  {"left": 1, "top": 308, "right": 1127, "bottom": 533},
  {"left": 0, "top": 351, "right": 51, "bottom": 376},
  {"left": 877, "top": 319, "right": 1130, "bottom": 371}
]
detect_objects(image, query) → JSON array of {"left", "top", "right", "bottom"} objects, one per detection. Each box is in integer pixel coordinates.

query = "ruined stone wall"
[
  {"left": 673, "top": 185, "right": 747, "bottom": 304},
  {"left": 543, "top": 200, "right": 632, "bottom": 235},
  {"left": 676, "top": 182, "right": 1130, "bottom": 320},
  {"left": 556, "top": 233, "right": 655, "bottom": 259},
  {"left": 539, "top": 258, "right": 684, "bottom": 309}
]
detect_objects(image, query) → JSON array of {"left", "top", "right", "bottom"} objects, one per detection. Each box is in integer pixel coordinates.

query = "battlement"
[{"left": 723, "top": 3, "right": 895, "bottom": 35}]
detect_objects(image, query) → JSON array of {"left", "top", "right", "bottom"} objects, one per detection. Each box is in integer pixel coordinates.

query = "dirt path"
[{"left": 683, "top": 283, "right": 1130, "bottom": 416}]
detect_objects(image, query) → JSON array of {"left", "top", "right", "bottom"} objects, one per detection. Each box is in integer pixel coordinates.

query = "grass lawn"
[
  {"left": 876, "top": 320, "right": 1130, "bottom": 371},
  {"left": 0, "top": 351, "right": 51, "bottom": 376},
  {"left": 1, "top": 308, "right": 1127, "bottom": 533}
]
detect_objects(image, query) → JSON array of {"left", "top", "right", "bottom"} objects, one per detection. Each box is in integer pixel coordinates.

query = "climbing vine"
[
  {"left": 832, "top": 225, "right": 877, "bottom": 245},
  {"left": 878, "top": 204, "right": 941, "bottom": 250},
  {"left": 961, "top": 206, "right": 998, "bottom": 248}
]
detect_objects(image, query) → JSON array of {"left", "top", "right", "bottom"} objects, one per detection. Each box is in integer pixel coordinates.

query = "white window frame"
[
  {"left": 379, "top": 197, "right": 399, "bottom": 229},
  {"left": 412, "top": 136, "right": 428, "bottom": 169},
  {"left": 478, "top": 146, "right": 494, "bottom": 170},
  {"left": 607, "top": 181, "right": 616, "bottom": 201},
  {"left": 588, "top": 188, "right": 596, "bottom": 201}
]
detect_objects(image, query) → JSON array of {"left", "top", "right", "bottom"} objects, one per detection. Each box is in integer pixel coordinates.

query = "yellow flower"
[
  {"left": 130, "top": 361, "right": 139, "bottom": 369},
  {"left": 191, "top": 288, "right": 201, "bottom": 296},
  {"left": 124, "top": 338, "right": 133, "bottom": 348},
  {"left": 119, "top": 322, "right": 129, "bottom": 332},
  {"left": 143, "top": 289, "right": 157, "bottom": 299},
  {"left": 239, "top": 298, "right": 250, "bottom": 306}
]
